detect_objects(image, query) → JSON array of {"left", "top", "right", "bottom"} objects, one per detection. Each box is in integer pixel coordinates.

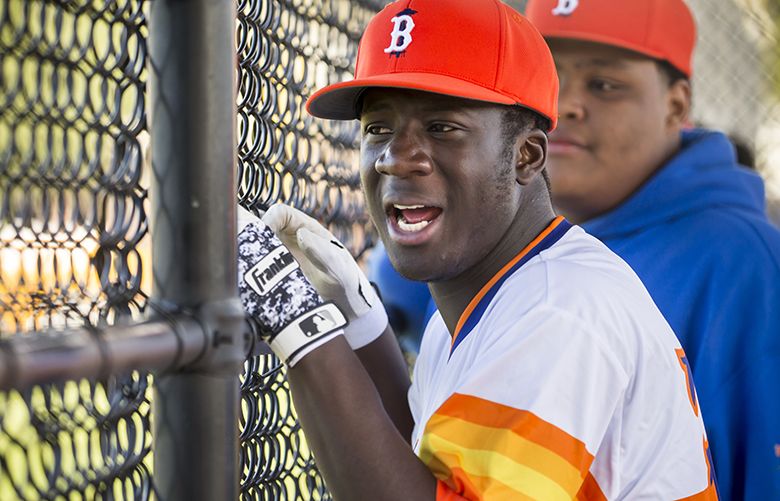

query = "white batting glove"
[
  {"left": 238, "top": 216, "right": 347, "bottom": 366},
  {"left": 262, "top": 204, "right": 388, "bottom": 350}
]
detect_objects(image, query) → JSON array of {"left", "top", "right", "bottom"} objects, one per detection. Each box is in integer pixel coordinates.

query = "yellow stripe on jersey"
[
  {"left": 421, "top": 433, "right": 574, "bottom": 500},
  {"left": 436, "top": 468, "right": 538, "bottom": 501},
  {"left": 423, "top": 414, "right": 585, "bottom": 495},
  {"left": 419, "top": 393, "right": 605, "bottom": 500}
]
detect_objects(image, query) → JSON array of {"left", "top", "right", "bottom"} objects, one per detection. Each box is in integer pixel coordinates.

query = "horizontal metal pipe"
[{"left": 0, "top": 317, "right": 208, "bottom": 391}]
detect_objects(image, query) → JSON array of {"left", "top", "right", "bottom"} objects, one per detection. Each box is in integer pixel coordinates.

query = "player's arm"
[
  {"left": 288, "top": 335, "right": 435, "bottom": 500},
  {"left": 259, "top": 204, "right": 414, "bottom": 440},
  {"left": 353, "top": 324, "right": 415, "bottom": 440},
  {"left": 238, "top": 217, "right": 435, "bottom": 500}
]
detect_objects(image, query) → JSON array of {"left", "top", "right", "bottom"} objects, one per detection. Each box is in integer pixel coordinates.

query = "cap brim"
[
  {"left": 306, "top": 72, "right": 519, "bottom": 120},
  {"left": 542, "top": 30, "right": 690, "bottom": 77}
]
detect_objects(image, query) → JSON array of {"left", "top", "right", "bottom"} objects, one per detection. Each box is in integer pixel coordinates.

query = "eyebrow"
[
  {"left": 567, "top": 58, "right": 631, "bottom": 70},
  {"left": 361, "top": 100, "right": 391, "bottom": 115}
]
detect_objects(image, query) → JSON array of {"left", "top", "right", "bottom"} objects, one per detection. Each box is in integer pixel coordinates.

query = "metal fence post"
[{"left": 149, "top": 1, "right": 243, "bottom": 500}]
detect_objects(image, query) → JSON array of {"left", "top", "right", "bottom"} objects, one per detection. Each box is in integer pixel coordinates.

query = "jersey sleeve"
[{"left": 417, "top": 306, "right": 627, "bottom": 500}]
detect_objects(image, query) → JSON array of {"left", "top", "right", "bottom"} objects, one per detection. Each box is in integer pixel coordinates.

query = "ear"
[
  {"left": 515, "top": 129, "right": 547, "bottom": 186},
  {"left": 665, "top": 79, "right": 691, "bottom": 131}
]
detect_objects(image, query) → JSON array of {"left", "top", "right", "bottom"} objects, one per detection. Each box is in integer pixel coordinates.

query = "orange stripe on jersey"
[
  {"left": 435, "top": 393, "right": 594, "bottom": 473},
  {"left": 576, "top": 473, "right": 608, "bottom": 501},
  {"left": 424, "top": 414, "right": 585, "bottom": 494},
  {"left": 423, "top": 428, "right": 579, "bottom": 498},
  {"left": 434, "top": 462, "right": 481, "bottom": 500},
  {"left": 435, "top": 467, "right": 536, "bottom": 501},
  {"left": 420, "top": 393, "right": 604, "bottom": 500},
  {"left": 436, "top": 479, "right": 468, "bottom": 501},
  {"left": 435, "top": 464, "right": 553, "bottom": 500},
  {"left": 452, "top": 216, "right": 565, "bottom": 344},
  {"left": 436, "top": 474, "right": 538, "bottom": 501}
]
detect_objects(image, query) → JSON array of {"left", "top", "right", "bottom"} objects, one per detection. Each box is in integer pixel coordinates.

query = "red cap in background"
[
  {"left": 306, "top": 0, "right": 560, "bottom": 130},
  {"left": 526, "top": 0, "right": 696, "bottom": 78}
]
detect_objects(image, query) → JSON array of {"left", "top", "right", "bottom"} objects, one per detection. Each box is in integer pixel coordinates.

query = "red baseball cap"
[
  {"left": 306, "top": 0, "right": 559, "bottom": 130},
  {"left": 526, "top": 0, "right": 696, "bottom": 78}
]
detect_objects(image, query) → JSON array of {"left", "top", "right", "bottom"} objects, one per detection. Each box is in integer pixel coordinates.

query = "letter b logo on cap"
[
  {"left": 384, "top": 11, "right": 416, "bottom": 54},
  {"left": 552, "top": 0, "right": 579, "bottom": 16}
]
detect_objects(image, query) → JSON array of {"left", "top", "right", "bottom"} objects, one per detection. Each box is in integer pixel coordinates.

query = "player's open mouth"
[
  {"left": 392, "top": 204, "right": 442, "bottom": 232},
  {"left": 386, "top": 203, "right": 443, "bottom": 243}
]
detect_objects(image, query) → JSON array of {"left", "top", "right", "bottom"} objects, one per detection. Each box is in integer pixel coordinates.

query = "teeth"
[
  {"left": 397, "top": 216, "right": 431, "bottom": 233},
  {"left": 394, "top": 204, "right": 425, "bottom": 210}
]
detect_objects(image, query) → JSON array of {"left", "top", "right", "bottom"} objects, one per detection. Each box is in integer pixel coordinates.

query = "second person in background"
[{"left": 525, "top": 1, "right": 780, "bottom": 499}]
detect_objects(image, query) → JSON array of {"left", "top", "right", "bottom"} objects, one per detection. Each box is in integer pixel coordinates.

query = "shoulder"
[
  {"left": 639, "top": 206, "right": 780, "bottom": 272},
  {"left": 509, "top": 226, "right": 665, "bottom": 329},
  {"left": 483, "top": 226, "right": 677, "bottom": 369},
  {"left": 614, "top": 208, "right": 780, "bottom": 315}
]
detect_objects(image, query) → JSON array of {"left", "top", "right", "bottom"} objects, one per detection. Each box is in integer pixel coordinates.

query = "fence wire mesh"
[
  {"left": 0, "top": 0, "right": 154, "bottom": 499},
  {"left": 685, "top": 0, "right": 780, "bottom": 221},
  {"left": 235, "top": 0, "right": 383, "bottom": 498},
  {"left": 1, "top": 0, "right": 384, "bottom": 499},
  {"left": 1, "top": 0, "right": 778, "bottom": 500}
]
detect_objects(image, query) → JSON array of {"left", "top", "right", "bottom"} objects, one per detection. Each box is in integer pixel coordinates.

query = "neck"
[
  {"left": 429, "top": 190, "right": 556, "bottom": 336},
  {"left": 559, "top": 134, "right": 683, "bottom": 225}
]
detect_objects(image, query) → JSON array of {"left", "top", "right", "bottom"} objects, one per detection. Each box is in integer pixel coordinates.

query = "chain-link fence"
[
  {"left": 0, "top": 0, "right": 383, "bottom": 499},
  {"left": 236, "top": 0, "right": 385, "bottom": 498},
  {"left": 687, "top": 0, "right": 780, "bottom": 221},
  {"left": 1, "top": 0, "right": 778, "bottom": 500}
]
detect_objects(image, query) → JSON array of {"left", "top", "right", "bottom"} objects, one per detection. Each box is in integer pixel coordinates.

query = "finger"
[
  {"left": 263, "top": 204, "right": 312, "bottom": 250},
  {"left": 262, "top": 204, "right": 297, "bottom": 237},
  {"left": 296, "top": 227, "right": 347, "bottom": 277},
  {"left": 264, "top": 204, "right": 336, "bottom": 241}
]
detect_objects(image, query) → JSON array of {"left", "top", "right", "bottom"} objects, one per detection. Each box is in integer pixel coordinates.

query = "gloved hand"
[
  {"left": 262, "top": 204, "right": 388, "bottom": 350},
  {"left": 237, "top": 215, "right": 347, "bottom": 366}
]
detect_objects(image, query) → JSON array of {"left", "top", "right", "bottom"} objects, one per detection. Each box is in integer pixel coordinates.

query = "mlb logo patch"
[{"left": 300, "top": 309, "right": 338, "bottom": 337}]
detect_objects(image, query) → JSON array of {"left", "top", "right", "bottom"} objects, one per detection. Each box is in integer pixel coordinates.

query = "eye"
[
  {"left": 588, "top": 78, "right": 623, "bottom": 93},
  {"left": 364, "top": 124, "right": 392, "bottom": 135},
  {"left": 428, "top": 123, "right": 457, "bottom": 133}
]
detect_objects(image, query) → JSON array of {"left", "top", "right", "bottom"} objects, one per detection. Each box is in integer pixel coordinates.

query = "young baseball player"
[
  {"left": 524, "top": 1, "right": 780, "bottom": 499},
  {"left": 237, "top": 0, "right": 718, "bottom": 498}
]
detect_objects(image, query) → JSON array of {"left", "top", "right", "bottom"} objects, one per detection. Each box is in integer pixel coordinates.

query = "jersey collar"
[{"left": 450, "top": 216, "right": 572, "bottom": 355}]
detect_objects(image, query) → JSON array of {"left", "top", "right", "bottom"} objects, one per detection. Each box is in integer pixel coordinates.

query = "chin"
[
  {"left": 391, "top": 260, "right": 438, "bottom": 283},
  {"left": 383, "top": 249, "right": 442, "bottom": 283}
]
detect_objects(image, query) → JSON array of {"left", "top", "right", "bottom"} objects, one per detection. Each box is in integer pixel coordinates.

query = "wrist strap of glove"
[
  {"left": 343, "top": 305, "right": 388, "bottom": 350},
  {"left": 270, "top": 302, "right": 348, "bottom": 366}
]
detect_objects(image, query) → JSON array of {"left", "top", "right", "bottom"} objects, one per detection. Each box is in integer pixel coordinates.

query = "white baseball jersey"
[{"left": 409, "top": 217, "right": 718, "bottom": 500}]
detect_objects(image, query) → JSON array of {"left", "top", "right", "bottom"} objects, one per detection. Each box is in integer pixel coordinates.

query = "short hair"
[
  {"left": 500, "top": 106, "right": 552, "bottom": 194},
  {"left": 501, "top": 106, "right": 551, "bottom": 140},
  {"left": 656, "top": 60, "right": 689, "bottom": 86}
]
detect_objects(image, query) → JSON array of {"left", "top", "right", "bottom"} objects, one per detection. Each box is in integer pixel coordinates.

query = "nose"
[
  {"left": 557, "top": 81, "right": 586, "bottom": 121},
  {"left": 374, "top": 127, "right": 433, "bottom": 178}
]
